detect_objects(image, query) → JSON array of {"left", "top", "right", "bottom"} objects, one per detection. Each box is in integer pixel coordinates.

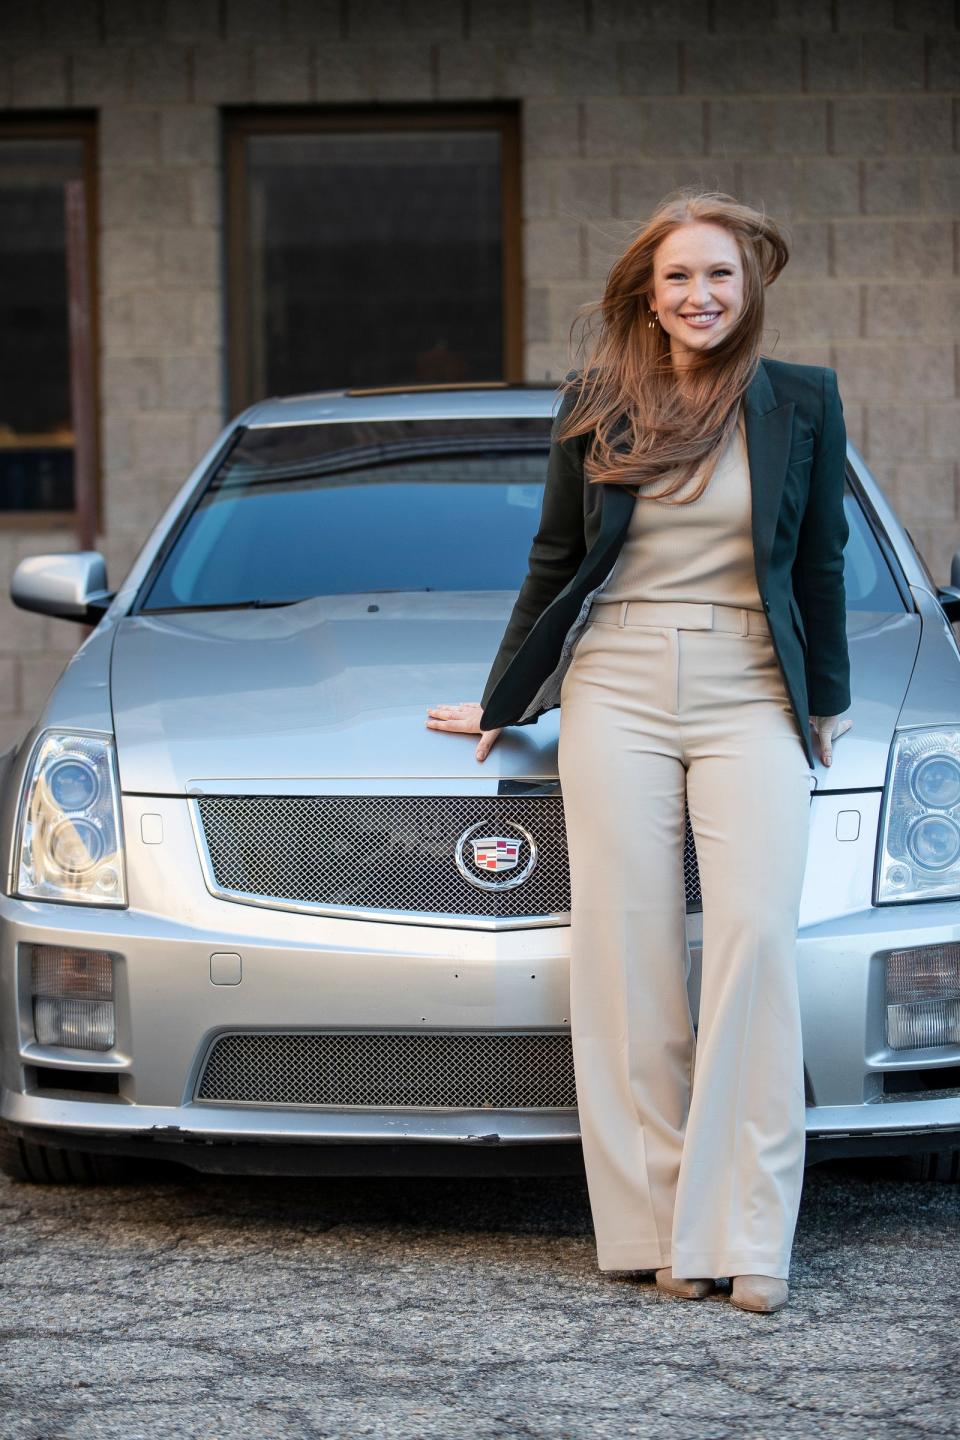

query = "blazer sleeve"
[
  {"left": 480, "top": 377, "right": 588, "bottom": 713},
  {"left": 793, "top": 366, "right": 851, "bottom": 718}
]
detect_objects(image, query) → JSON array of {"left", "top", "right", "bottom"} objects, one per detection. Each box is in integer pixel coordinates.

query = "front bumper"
[{"left": 1, "top": 791, "right": 958, "bottom": 1175}]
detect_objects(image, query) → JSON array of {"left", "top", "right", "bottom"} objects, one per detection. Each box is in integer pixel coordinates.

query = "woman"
[{"left": 426, "top": 190, "right": 853, "bottom": 1315}]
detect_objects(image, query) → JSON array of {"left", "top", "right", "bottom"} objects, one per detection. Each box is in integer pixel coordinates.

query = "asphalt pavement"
[{"left": 0, "top": 1155, "right": 957, "bottom": 1439}]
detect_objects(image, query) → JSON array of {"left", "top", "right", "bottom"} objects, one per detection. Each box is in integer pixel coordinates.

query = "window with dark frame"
[
  {"left": 225, "top": 107, "right": 521, "bottom": 411},
  {"left": 0, "top": 119, "right": 98, "bottom": 526}
]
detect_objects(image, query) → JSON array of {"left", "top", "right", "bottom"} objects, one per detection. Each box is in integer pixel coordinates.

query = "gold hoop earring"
[{"left": 647, "top": 313, "right": 657, "bottom": 329}]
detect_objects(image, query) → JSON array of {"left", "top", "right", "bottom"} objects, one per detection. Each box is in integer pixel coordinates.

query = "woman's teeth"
[{"left": 683, "top": 312, "right": 721, "bottom": 326}]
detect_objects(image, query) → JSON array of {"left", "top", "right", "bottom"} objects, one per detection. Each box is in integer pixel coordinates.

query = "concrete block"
[
  {"left": 737, "top": 157, "right": 801, "bottom": 215},
  {"left": 863, "top": 160, "right": 924, "bottom": 215},
  {"left": 891, "top": 221, "right": 953, "bottom": 278},
  {"left": 618, "top": 39, "right": 681, "bottom": 95},
  {"left": 524, "top": 220, "right": 584, "bottom": 281},
  {"left": 522, "top": 160, "right": 554, "bottom": 218},
  {"left": 616, "top": 160, "right": 738, "bottom": 220},
  {"left": 495, "top": 44, "right": 563, "bottom": 99},
  {"left": 830, "top": 99, "right": 890, "bottom": 158},
  {"left": 164, "top": 0, "right": 222, "bottom": 41},
  {"left": 524, "top": 285, "right": 550, "bottom": 344},
  {"left": 189, "top": 168, "right": 222, "bottom": 228},
  {"left": 836, "top": 0, "right": 894, "bottom": 23},
  {"left": 10, "top": 51, "right": 68, "bottom": 107},
  {"left": 894, "top": 0, "right": 956, "bottom": 28},
  {"left": 159, "top": 230, "right": 219, "bottom": 289},
  {"left": 193, "top": 410, "right": 227, "bottom": 455},
  {"left": 555, "top": 164, "right": 613, "bottom": 220},
  {"left": 925, "top": 157, "right": 960, "bottom": 213},
  {"left": 927, "top": 38, "right": 960, "bottom": 91},
  {"left": 832, "top": 343, "right": 954, "bottom": 402},
  {"left": 775, "top": 0, "right": 832, "bottom": 31},
  {"left": 553, "top": 43, "right": 620, "bottom": 99},
  {"left": 313, "top": 42, "right": 376, "bottom": 99},
  {"left": 132, "top": 293, "right": 198, "bottom": 354},
  {"left": 253, "top": 45, "right": 312, "bottom": 103},
  {"left": 102, "top": 357, "right": 163, "bottom": 412},
  {"left": 42, "top": 0, "right": 101, "bottom": 44},
  {"left": 767, "top": 282, "right": 861, "bottom": 342},
  {"left": 921, "top": 283, "right": 960, "bottom": 339},
  {"left": 867, "top": 403, "right": 926, "bottom": 461},
  {"left": 101, "top": 170, "right": 193, "bottom": 230},
  {"left": 891, "top": 98, "right": 952, "bottom": 155},
  {"left": 740, "top": 35, "right": 803, "bottom": 93},
  {"left": 682, "top": 38, "right": 740, "bottom": 94},
  {"left": 130, "top": 47, "right": 190, "bottom": 104},
  {"left": 779, "top": 220, "right": 828, "bottom": 280},
  {"left": 192, "top": 44, "right": 254, "bottom": 103},
  {"left": 799, "top": 158, "right": 860, "bottom": 216},
  {"left": 192, "top": 292, "right": 222, "bottom": 351},
  {"left": 628, "top": 100, "right": 704, "bottom": 157},
  {"left": 0, "top": 655, "right": 21, "bottom": 718},
  {"left": 225, "top": 0, "right": 284, "bottom": 39},
  {"left": 710, "top": 0, "right": 775, "bottom": 32},
  {"left": 435, "top": 43, "right": 498, "bottom": 99},
  {"left": 103, "top": 0, "right": 165, "bottom": 41},
  {"left": 99, "top": 109, "right": 162, "bottom": 169},
  {"left": 134, "top": 413, "right": 197, "bottom": 483},
  {"left": 467, "top": 0, "right": 533, "bottom": 36},
  {"left": 771, "top": 99, "right": 827, "bottom": 156},
  {"left": 592, "top": 0, "right": 710, "bottom": 34},
  {"left": 707, "top": 100, "right": 771, "bottom": 157},
  {"left": 101, "top": 295, "right": 137, "bottom": 355},
  {"left": 161, "top": 108, "right": 220, "bottom": 167},
  {"left": 370, "top": 44, "right": 433, "bottom": 100},
  {"left": 101, "top": 413, "right": 137, "bottom": 480},
  {"left": 160, "top": 354, "right": 223, "bottom": 411},
  {"left": 863, "top": 284, "right": 923, "bottom": 339},
  {"left": 100, "top": 230, "right": 161, "bottom": 293},
  {"left": 585, "top": 220, "right": 636, "bottom": 282},
  {"left": 285, "top": 0, "right": 347, "bottom": 36},
  {"left": 525, "top": 101, "right": 581, "bottom": 159},
  {"left": 804, "top": 37, "right": 862, "bottom": 94},
  {"left": 928, "top": 406, "right": 960, "bottom": 462},
  {"left": 530, "top": 0, "right": 588, "bottom": 36},
  {"left": 524, "top": 341, "right": 571, "bottom": 381},
  {"left": 69, "top": 47, "right": 130, "bottom": 105},
  {"left": 862, "top": 33, "right": 924, "bottom": 92},
  {"left": 894, "top": 461, "right": 956, "bottom": 522}
]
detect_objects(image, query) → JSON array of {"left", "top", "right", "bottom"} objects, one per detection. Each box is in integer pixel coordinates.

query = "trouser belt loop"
[{"left": 619, "top": 600, "right": 628, "bottom": 629}]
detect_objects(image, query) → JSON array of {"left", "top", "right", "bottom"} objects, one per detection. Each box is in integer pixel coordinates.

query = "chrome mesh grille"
[
  {"left": 195, "top": 794, "right": 703, "bottom": 917},
  {"left": 196, "top": 1030, "right": 578, "bottom": 1109}
]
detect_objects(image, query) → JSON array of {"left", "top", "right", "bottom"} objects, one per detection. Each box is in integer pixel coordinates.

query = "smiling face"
[{"left": 648, "top": 221, "right": 746, "bottom": 367}]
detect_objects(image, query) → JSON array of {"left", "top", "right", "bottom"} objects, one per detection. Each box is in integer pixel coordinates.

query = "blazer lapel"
[{"left": 743, "top": 358, "right": 795, "bottom": 597}]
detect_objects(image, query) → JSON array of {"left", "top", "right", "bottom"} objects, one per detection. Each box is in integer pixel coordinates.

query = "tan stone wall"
[{"left": 0, "top": 0, "right": 957, "bottom": 749}]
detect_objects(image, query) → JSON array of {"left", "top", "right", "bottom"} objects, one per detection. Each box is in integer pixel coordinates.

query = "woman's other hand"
[
  {"left": 809, "top": 713, "right": 853, "bottom": 767},
  {"left": 426, "top": 702, "right": 504, "bottom": 762}
]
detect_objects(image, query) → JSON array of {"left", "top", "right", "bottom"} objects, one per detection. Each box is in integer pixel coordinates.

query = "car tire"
[
  {"left": 887, "top": 1147, "right": 960, "bottom": 1184},
  {"left": 0, "top": 1130, "right": 129, "bottom": 1185}
]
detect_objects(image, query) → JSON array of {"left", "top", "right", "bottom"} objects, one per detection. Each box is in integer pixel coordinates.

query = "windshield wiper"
[{"left": 145, "top": 597, "right": 314, "bottom": 614}]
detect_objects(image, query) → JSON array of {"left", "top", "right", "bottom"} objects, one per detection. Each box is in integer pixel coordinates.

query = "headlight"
[
  {"left": 14, "top": 731, "right": 126, "bottom": 906},
  {"left": 876, "top": 727, "right": 960, "bottom": 904}
]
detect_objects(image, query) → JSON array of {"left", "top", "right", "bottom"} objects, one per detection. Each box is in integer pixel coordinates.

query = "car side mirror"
[
  {"left": 11, "top": 551, "right": 114, "bottom": 624},
  {"left": 940, "top": 551, "right": 960, "bottom": 622}
]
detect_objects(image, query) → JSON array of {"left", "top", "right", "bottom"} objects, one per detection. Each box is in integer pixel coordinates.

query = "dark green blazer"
[{"left": 479, "top": 356, "right": 851, "bottom": 771}]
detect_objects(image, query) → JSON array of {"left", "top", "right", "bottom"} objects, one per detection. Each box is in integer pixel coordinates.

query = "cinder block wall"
[{"left": 0, "top": 0, "right": 957, "bottom": 750}]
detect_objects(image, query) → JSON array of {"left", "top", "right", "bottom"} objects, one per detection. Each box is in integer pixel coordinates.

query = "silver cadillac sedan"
[{"left": 2, "top": 383, "right": 959, "bottom": 1185}]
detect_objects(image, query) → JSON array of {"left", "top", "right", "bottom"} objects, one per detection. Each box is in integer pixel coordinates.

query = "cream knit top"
[{"left": 592, "top": 401, "right": 765, "bottom": 612}]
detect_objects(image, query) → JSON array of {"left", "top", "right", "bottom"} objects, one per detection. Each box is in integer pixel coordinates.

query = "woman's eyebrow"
[{"left": 659, "top": 259, "right": 737, "bottom": 269}]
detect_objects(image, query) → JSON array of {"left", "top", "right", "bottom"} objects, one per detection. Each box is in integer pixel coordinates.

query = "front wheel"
[{"left": 0, "top": 1129, "right": 130, "bottom": 1185}]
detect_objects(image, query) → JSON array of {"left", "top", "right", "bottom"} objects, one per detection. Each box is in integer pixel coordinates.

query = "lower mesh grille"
[{"left": 196, "top": 1030, "right": 578, "bottom": 1109}]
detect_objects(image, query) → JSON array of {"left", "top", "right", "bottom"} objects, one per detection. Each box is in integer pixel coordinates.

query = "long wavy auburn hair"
[{"left": 554, "top": 189, "right": 790, "bottom": 502}]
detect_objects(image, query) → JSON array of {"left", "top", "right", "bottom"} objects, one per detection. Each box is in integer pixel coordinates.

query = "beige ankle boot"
[
  {"left": 730, "top": 1274, "right": 789, "bottom": 1313},
  {"left": 655, "top": 1266, "right": 715, "bottom": 1300}
]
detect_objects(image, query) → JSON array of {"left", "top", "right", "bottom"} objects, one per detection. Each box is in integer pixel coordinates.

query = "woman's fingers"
[
  {"left": 425, "top": 702, "right": 502, "bottom": 760},
  {"left": 475, "top": 727, "right": 503, "bottom": 763}
]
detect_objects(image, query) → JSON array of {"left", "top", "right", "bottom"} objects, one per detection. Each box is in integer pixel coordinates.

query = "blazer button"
[{"left": 763, "top": 599, "right": 770, "bottom": 610}]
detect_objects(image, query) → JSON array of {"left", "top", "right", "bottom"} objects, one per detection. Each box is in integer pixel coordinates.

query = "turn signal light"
[{"left": 29, "top": 944, "right": 115, "bottom": 1051}]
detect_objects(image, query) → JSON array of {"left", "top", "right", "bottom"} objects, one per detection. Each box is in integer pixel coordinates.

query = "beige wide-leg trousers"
[{"left": 557, "top": 598, "right": 814, "bottom": 1281}]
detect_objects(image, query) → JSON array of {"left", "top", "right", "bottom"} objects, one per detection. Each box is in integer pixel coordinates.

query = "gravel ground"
[{"left": 0, "top": 1155, "right": 957, "bottom": 1440}]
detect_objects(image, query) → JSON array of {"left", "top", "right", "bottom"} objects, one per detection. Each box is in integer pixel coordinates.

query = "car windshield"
[
  {"left": 139, "top": 416, "right": 903, "bottom": 614},
  {"left": 139, "top": 417, "right": 554, "bottom": 611}
]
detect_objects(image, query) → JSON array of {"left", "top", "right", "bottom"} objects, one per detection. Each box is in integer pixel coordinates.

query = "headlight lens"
[
  {"left": 15, "top": 732, "right": 126, "bottom": 906},
  {"left": 877, "top": 727, "right": 960, "bottom": 903}
]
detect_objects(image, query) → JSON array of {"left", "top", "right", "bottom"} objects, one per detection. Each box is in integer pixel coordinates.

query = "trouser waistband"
[{"left": 591, "top": 600, "right": 771, "bottom": 636}]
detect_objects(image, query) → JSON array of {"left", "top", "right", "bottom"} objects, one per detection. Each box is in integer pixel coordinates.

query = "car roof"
[{"left": 243, "top": 382, "right": 561, "bottom": 428}]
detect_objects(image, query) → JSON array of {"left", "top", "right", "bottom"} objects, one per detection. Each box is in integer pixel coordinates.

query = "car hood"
[{"left": 110, "top": 594, "right": 920, "bottom": 795}]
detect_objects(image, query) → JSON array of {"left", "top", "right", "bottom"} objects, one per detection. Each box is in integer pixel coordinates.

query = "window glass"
[
  {"left": 140, "top": 422, "right": 904, "bottom": 615},
  {"left": 0, "top": 138, "right": 87, "bottom": 512},
  {"left": 235, "top": 125, "right": 506, "bottom": 402}
]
